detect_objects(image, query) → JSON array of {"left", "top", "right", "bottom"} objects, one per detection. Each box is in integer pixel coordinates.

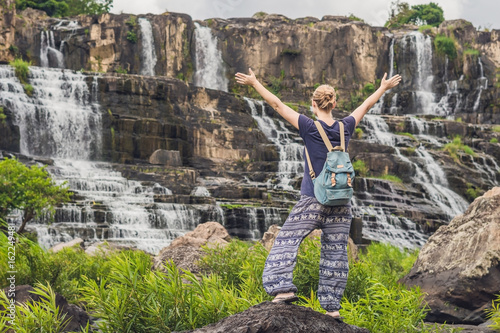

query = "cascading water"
[
  {"left": 0, "top": 66, "right": 101, "bottom": 159},
  {"left": 245, "top": 98, "right": 303, "bottom": 191},
  {"left": 138, "top": 18, "right": 157, "bottom": 76},
  {"left": 193, "top": 22, "right": 228, "bottom": 92},
  {"left": 0, "top": 65, "right": 224, "bottom": 254},
  {"left": 40, "top": 31, "right": 65, "bottom": 69},
  {"left": 473, "top": 57, "right": 488, "bottom": 112},
  {"left": 363, "top": 114, "right": 469, "bottom": 219}
]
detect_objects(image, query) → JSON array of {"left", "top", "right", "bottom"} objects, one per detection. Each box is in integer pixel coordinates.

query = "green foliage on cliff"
[
  {"left": 0, "top": 106, "right": 6, "bottom": 123},
  {"left": 9, "top": 58, "right": 31, "bottom": 84},
  {"left": 385, "top": 1, "right": 444, "bottom": 28},
  {"left": 353, "top": 159, "right": 369, "bottom": 177},
  {"left": 443, "top": 136, "right": 475, "bottom": 162},
  {"left": 0, "top": 158, "right": 70, "bottom": 234},
  {"left": 434, "top": 34, "right": 457, "bottom": 59},
  {"left": 23, "top": 83, "right": 33, "bottom": 96},
  {"left": 491, "top": 138, "right": 499, "bottom": 144},
  {"left": 126, "top": 31, "right": 138, "bottom": 43},
  {"left": 15, "top": 0, "right": 113, "bottom": 17}
]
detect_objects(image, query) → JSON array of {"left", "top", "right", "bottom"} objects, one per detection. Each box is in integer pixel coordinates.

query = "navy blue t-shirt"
[{"left": 298, "top": 114, "right": 356, "bottom": 197}]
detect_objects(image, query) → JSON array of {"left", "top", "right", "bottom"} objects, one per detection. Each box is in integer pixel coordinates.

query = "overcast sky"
[{"left": 111, "top": 0, "right": 499, "bottom": 30}]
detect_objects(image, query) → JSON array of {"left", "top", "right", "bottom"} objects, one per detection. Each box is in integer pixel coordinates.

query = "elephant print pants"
[{"left": 262, "top": 195, "right": 352, "bottom": 312}]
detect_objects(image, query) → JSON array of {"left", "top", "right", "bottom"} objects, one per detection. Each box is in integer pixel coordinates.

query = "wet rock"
[
  {"left": 177, "top": 301, "right": 369, "bottom": 333},
  {"left": 49, "top": 238, "right": 84, "bottom": 253},
  {"left": 2, "top": 285, "right": 90, "bottom": 332},
  {"left": 153, "top": 222, "right": 231, "bottom": 273},
  {"left": 149, "top": 149, "right": 182, "bottom": 166},
  {"left": 401, "top": 187, "right": 500, "bottom": 324}
]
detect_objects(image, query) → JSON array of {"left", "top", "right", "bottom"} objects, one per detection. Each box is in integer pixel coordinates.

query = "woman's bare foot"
[
  {"left": 326, "top": 311, "right": 341, "bottom": 318},
  {"left": 272, "top": 292, "right": 298, "bottom": 303}
]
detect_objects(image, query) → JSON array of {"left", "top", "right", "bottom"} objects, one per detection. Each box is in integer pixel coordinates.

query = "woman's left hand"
[{"left": 235, "top": 68, "right": 258, "bottom": 86}]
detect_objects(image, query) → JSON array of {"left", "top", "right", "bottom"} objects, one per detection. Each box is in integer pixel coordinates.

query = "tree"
[
  {"left": 385, "top": 1, "right": 444, "bottom": 28},
  {"left": 0, "top": 158, "right": 71, "bottom": 234},
  {"left": 15, "top": 0, "right": 112, "bottom": 17},
  {"left": 409, "top": 3, "right": 444, "bottom": 27}
]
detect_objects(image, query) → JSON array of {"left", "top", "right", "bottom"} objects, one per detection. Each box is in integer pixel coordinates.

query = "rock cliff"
[{"left": 1, "top": 6, "right": 499, "bottom": 122}]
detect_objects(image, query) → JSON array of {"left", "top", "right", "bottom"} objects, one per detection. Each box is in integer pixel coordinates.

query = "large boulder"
[
  {"left": 2, "top": 285, "right": 90, "bottom": 332},
  {"left": 401, "top": 187, "right": 500, "bottom": 324},
  {"left": 152, "top": 222, "right": 231, "bottom": 273},
  {"left": 177, "top": 301, "right": 369, "bottom": 333}
]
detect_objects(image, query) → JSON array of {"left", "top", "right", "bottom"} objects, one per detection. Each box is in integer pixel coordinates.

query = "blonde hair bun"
[{"left": 312, "top": 85, "right": 336, "bottom": 110}]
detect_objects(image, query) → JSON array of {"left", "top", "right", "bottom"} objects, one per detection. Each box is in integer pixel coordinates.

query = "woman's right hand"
[
  {"left": 235, "top": 68, "right": 258, "bottom": 87},
  {"left": 380, "top": 73, "right": 402, "bottom": 91}
]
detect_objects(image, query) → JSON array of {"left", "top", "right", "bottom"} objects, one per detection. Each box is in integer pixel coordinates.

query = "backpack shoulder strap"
[
  {"left": 314, "top": 121, "right": 345, "bottom": 152},
  {"left": 304, "top": 147, "right": 315, "bottom": 180}
]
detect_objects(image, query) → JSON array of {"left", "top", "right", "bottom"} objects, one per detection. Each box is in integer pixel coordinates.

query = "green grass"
[
  {"left": 490, "top": 138, "right": 499, "bottom": 144},
  {"left": 396, "top": 132, "right": 416, "bottom": 140},
  {"left": 371, "top": 174, "right": 403, "bottom": 183},
  {"left": 464, "top": 48, "right": 480, "bottom": 56},
  {"left": 0, "top": 106, "right": 6, "bottom": 123},
  {"left": 492, "top": 125, "right": 500, "bottom": 133},
  {"left": 284, "top": 102, "right": 298, "bottom": 111},
  {"left": 418, "top": 24, "right": 434, "bottom": 34},
  {"left": 443, "top": 136, "right": 476, "bottom": 162}
]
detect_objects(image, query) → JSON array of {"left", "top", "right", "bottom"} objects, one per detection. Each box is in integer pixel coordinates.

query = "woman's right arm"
[
  {"left": 235, "top": 68, "right": 300, "bottom": 129},
  {"left": 350, "top": 73, "right": 402, "bottom": 126}
]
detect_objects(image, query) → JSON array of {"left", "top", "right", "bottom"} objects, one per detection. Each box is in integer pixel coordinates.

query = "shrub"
[
  {"left": 486, "top": 294, "right": 500, "bottom": 330},
  {"left": 354, "top": 127, "right": 363, "bottom": 139},
  {"left": 341, "top": 282, "right": 428, "bottom": 332},
  {"left": 9, "top": 58, "right": 31, "bottom": 84},
  {"left": 0, "top": 283, "right": 90, "bottom": 333},
  {"left": 434, "top": 34, "right": 457, "bottom": 59},
  {"left": 443, "top": 136, "right": 475, "bottom": 162},
  {"left": 352, "top": 159, "right": 369, "bottom": 177},
  {"left": 465, "top": 183, "right": 482, "bottom": 201},
  {"left": 23, "top": 83, "right": 34, "bottom": 96},
  {"left": 253, "top": 11, "right": 267, "bottom": 19},
  {"left": 125, "top": 15, "right": 137, "bottom": 28},
  {"left": 348, "top": 14, "right": 364, "bottom": 22},
  {"left": 490, "top": 138, "right": 499, "bottom": 144},
  {"left": 126, "top": 31, "right": 138, "bottom": 43},
  {"left": 0, "top": 106, "right": 6, "bottom": 123},
  {"left": 363, "top": 83, "right": 375, "bottom": 95},
  {"left": 281, "top": 49, "right": 301, "bottom": 57},
  {"left": 114, "top": 65, "right": 128, "bottom": 74}
]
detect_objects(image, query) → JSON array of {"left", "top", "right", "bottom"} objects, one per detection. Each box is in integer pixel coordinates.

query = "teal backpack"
[{"left": 305, "top": 121, "right": 355, "bottom": 206}]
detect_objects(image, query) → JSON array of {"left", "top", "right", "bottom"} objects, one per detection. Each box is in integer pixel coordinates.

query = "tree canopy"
[
  {"left": 0, "top": 158, "right": 70, "bottom": 234},
  {"left": 385, "top": 1, "right": 444, "bottom": 28},
  {"left": 15, "top": 0, "right": 113, "bottom": 17}
]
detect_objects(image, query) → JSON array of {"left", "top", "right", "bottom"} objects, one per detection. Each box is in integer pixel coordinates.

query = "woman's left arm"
[{"left": 235, "top": 68, "right": 299, "bottom": 129}]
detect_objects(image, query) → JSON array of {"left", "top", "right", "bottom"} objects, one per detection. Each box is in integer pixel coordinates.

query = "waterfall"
[
  {"left": 30, "top": 159, "right": 225, "bottom": 254},
  {"left": 0, "top": 66, "right": 101, "bottom": 159},
  {"left": 363, "top": 115, "right": 469, "bottom": 219},
  {"left": 0, "top": 65, "right": 226, "bottom": 254},
  {"left": 245, "top": 98, "right": 303, "bottom": 190},
  {"left": 138, "top": 18, "right": 157, "bottom": 76},
  {"left": 40, "top": 31, "right": 65, "bottom": 69},
  {"left": 193, "top": 22, "right": 228, "bottom": 92},
  {"left": 473, "top": 57, "right": 488, "bottom": 112}
]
